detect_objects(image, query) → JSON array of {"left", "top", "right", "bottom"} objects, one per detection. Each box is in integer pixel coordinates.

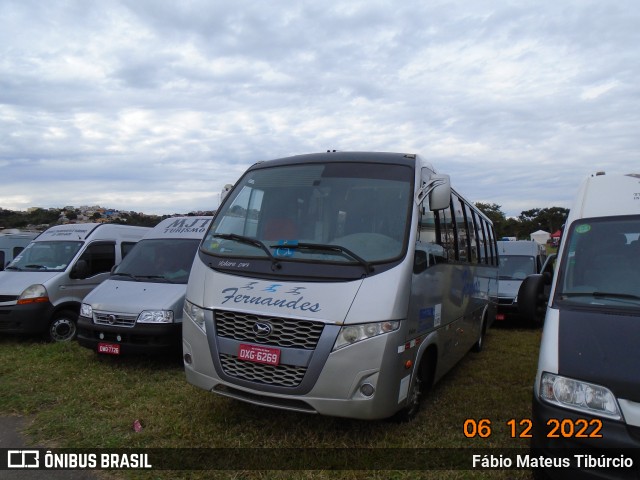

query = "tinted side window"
[
  {"left": 80, "top": 242, "right": 116, "bottom": 276},
  {"left": 121, "top": 242, "right": 137, "bottom": 259}
]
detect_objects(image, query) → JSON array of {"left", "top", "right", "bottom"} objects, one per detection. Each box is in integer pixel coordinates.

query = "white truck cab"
[
  {"left": 0, "top": 223, "right": 150, "bottom": 341},
  {"left": 77, "top": 216, "right": 212, "bottom": 355}
]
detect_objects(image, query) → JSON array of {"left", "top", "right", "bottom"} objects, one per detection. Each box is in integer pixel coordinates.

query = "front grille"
[
  {"left": 219, "top": 353, "right": 306, "bottom": 387},
  {"left": 93, "top": 311, "right": 137, "bottom": 327},
  {"left": 215, "top": 310, "right": 324, "bottom": 349},
  {"left": 0, "top": 295, "right": 18, "bottom": 303},
  {"left": 497, "top": 297, "right": 515, "bottom": 306}
]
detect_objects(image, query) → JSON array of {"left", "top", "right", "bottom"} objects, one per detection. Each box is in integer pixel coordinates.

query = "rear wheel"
[{"left": 47, "top": 310, "right": 78, "bottom": 342}]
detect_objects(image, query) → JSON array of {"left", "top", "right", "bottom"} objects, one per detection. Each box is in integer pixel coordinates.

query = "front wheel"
[{"left": 47, "top": 310, "right": 78, "bottom": 342}]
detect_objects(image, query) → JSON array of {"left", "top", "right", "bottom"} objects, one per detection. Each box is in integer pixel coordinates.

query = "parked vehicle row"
[{"left": 3, "top": 154, "right": 636, "bottom": 446}]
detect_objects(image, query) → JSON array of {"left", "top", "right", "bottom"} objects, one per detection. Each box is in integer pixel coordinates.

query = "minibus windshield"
[
  {"left": 5, "top": 241, "right": 83, "bottom": 272},
  {"left": 113, "top": 238, "right": 200, "bottom": 284},
  {"left": 202, "top": 162, "right": 413, "bottom": 266},
  {"left": 555, "top": 216, "right": 640, "bottom": 309}
]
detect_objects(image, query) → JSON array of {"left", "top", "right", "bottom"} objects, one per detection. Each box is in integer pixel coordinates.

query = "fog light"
[
  {"left": 360, "top": 383, "right": 375, "bottom": 397},
  {"left": 184, "top": 353, "right": 192, "bottom": 365}
]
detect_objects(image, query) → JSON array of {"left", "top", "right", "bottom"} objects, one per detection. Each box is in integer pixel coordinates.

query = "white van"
[
  {"left": 0, "top": 223, "right": 150, "bottom": 342},
  {"left": 519, "top": 172, "right": 640, "bottom": 477},
  {"left": 0, "top": 230, "right": 39, "bottom": 271},
  {"left": 495, "top": 240, "right": 551, "bottom": 324},
  {"left": 77, "top": 216, "right": 212, "bottom": 355},
  {"left": 182, "top": 151, "right": 498, "bottom": 420}
]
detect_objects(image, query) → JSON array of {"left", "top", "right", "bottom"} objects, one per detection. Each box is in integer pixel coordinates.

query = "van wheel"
[
  {"left": 472, "top": 317, "right": 487, "bottom": 353},
  {"left": 48, "top": 310, "right": 78, "bottom": 342},
  {"left": 391, "top": 351, "right": 435, "bottom": 423}
]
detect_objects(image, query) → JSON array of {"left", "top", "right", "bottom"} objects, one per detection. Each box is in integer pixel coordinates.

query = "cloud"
[{"left": 2, "top": 0, "right": 640, "bottom": 217}]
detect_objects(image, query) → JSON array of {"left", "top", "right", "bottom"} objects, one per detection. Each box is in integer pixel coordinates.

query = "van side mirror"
[
  {"left": 70, "top": 259, "right": 90, "bottom": 279},
  {"left": 518, "top": 274, "right": 551, "bottom": 326},
  {"left": 415, "top": 174, "right": 451, "bottom": 211}
]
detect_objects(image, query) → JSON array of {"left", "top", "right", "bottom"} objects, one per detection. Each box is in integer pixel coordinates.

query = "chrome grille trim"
[
  {"left": 214, "top": 310, "right": 324, "bottom": 349},
  {"left": 93, "top": 311, "right": 137, "bottom": 327}
]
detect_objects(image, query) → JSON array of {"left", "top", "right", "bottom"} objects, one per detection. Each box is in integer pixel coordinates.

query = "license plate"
[
  {"left": 98, "top": 342, "right": 120, "bottom": 355},
  {"left": 238, "top": 344, "right": 280, "bottom": 366}
]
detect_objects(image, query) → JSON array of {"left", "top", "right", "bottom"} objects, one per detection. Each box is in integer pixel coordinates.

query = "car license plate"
[
  {"left": 98, "top": 342, "right": 120, "bottom": 355},
  {"left": 238, "top": 344, "right": 280, "bottom": 365}
]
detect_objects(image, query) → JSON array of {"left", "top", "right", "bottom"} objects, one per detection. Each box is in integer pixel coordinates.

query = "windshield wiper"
[
  {"left": 25, "top": 264, "right": 47, "bottom": 270},
  {"left": 213, "top": 234, "right": 281, "bottom": 270},
  {"left": 4, "top": 265, "right": 22, "bottom": 271},
  {"left": 593, "top": 292, "right": 640, "bottom": 300},
  {"left": 271, "top": 241, "right": 374, "bottom": 274},
  {"left": 111, "top": 272, "right": 141, "bottom": 281}
]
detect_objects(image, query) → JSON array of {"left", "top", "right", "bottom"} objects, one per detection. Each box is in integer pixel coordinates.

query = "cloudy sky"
[{"left": 2, "top": 0, "right": 639, "bottom": 217}]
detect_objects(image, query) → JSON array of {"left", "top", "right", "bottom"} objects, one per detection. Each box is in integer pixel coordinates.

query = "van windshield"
[
  {"left": 113, "top": 238, "right": 200, "bottom": 284},
  {"left": 498, "top": 256, "right": 536, "bottom": 280},
  {"left": 5, "top": 241, "right": 83, "bottom": 272},
  {"left": 555, "top": 216, "right": 640, "bottom": 309},
  {"left": 201, "top": 162, "right": 413, "bottom": 267}
]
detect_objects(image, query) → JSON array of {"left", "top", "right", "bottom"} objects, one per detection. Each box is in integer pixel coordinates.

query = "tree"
[{"left": 475, "top": 203, "right": 508, "bottom": 238}]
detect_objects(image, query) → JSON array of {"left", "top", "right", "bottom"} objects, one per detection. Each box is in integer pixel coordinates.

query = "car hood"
[
  {"left": 82, "top": 278, "right": 187, "bottom": 314},
  {"left": 0, "top": 271, "right": 60, "bottom": 297},
  {"left": 498, "top": 279, "right": 522, "bottom": 298}
]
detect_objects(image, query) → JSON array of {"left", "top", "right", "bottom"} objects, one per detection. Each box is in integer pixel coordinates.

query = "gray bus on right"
[{"left": 519, "top": 172, "right": 640, "bottom": 478}]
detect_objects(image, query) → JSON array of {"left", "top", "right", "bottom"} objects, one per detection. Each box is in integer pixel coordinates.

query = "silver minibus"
[{"left": 182, "top": 151, "right": 498, "bottom": 420}]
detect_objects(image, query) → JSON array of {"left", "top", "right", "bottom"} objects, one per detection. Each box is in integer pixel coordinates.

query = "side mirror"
[
  {"left": 70, "top": 259, "right": 90, "bottom": 279},
  {"left": 518, "top": 274, "right": 550, "bottom": 326},
  {"left": 428, "top": 174, "right": 451, "bottom": 211}
]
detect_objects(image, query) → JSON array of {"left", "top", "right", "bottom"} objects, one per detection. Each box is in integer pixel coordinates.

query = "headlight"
[
  {"left": 137, "top": 310, "right": 174, "bottom": 324},
  {"left": 17, "top": 284, "right": 49, "bottom": 305},
  {"left": 80, "top": 303, "right": 93, "bottom": 318},
  {"left": 540, "top": 372, "right": 622, "bottom": 420},
  {"left": 183, "top": 300, "right": 205, "bottom": 332},
  {"left": 333, "top": 321, "right": 400, "bottom": 351}
]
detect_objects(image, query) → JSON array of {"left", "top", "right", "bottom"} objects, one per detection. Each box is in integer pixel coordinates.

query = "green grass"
[{"left": 0, "top": 326, "right": 540, "bottom": 479}]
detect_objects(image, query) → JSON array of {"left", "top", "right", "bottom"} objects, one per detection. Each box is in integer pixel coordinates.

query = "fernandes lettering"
[{"left": 220, "top": 283, "right": 321, "bottom": 313}]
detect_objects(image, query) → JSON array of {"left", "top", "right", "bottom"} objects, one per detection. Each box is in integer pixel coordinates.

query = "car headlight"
[
  {"left": 333, "top": 321, "right": 400, "bottom": 351},
  {"left": 80, "top": 303, "right": 93, "bottom": 318},
  {"left": 540, "top": 372, "right": 622, "bottom": 420},
  {"left": 17, "top": 284, "right": 49, "bottom": 305},
  {"left": 137, "top": 310, "right": 174, "bottom": 324},
  {"left": 183, "top": 300, "right": 205, "bottom": 332}
]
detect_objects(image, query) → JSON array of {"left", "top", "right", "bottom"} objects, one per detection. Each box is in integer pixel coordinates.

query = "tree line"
[
  {"left": 2, "top": 204, "right": 568, "bottom": 240},
  {"left": 475, "top": 203, "right": 568, "bottom": 240}
]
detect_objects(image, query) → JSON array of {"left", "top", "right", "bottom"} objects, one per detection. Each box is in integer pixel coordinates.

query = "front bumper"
[
  {"left": 77, "top": 315, "right": 181, "bottom": 355},
  {"left": 531, "top": 394, "right": 640, "bottom": 479},
  {"left": 0, "top": 301, "right": 54, "bottom": 335}
]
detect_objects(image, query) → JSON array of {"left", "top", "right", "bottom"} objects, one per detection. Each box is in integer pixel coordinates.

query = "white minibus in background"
[
  {"left": 0, "top": 230, "right": 39, "bottom": 270},
  {"left": 519, "top": 172, "right": 640, "bottom": 478},
  {"left": 77, "top": 216, "right": 212, "bottom": 356},
  {"left": 182, "top": 151, "right": 498, "bottom": 420},
  {"left": 0, "top": 223, "right": 149, "bottom": 342}
]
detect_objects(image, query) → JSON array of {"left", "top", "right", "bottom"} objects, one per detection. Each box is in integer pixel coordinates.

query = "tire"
[
  {"left": 391, "top": 350, "right": 436, "bottom": 423},
  {"left": 47, "top": 310, "right": 78, "bottom": 342}
]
